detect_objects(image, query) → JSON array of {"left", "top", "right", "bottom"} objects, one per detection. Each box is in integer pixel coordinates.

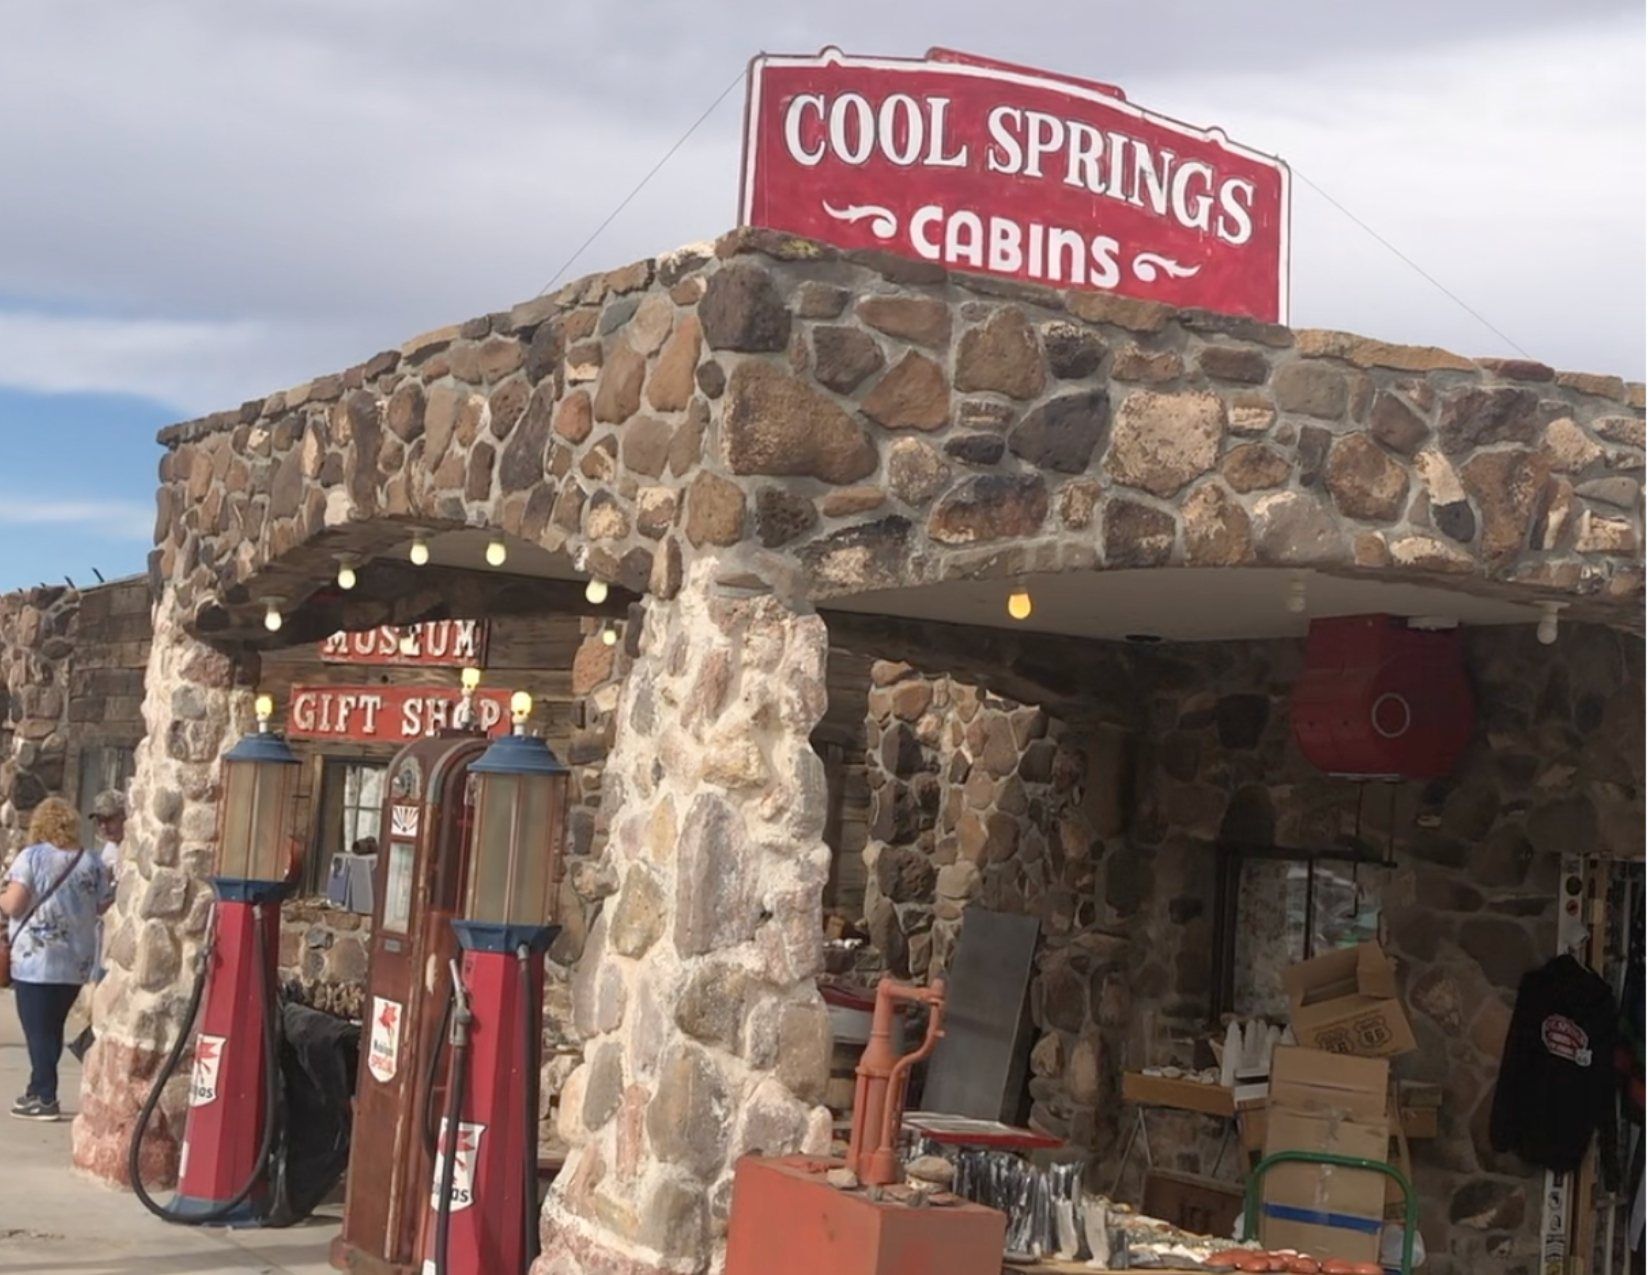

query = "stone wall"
[
  {"left": 539, "top": 566, "right": 834, "bottom": 1274},
  {"left": 861, "top": 660, "right": 1127, "bottom": 989},
  {"left": 73, "top": 600, "right": 251, "bottom": 1184},
  {"left": 0, "top": 584, "right": 79, "bottom": 851},
  {"left": 853, "top": 620, "right": 1642, "bottom": 1275},
  {"left": 0, "top": 577, "right": 151, "bottom": 857}
]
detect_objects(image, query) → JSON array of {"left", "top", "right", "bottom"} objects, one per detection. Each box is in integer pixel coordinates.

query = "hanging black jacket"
[{"left": 1490, "top": 954, "right": 1619, "bottom": 1188}]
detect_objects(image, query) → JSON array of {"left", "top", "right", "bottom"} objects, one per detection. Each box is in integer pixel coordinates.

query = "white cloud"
[
  {"left": 0, "top": 311, "right": 366, "bottom": 415},
  {"left": 0, "top": 498, "right": 152, "bottom": 541},
  {"left": 0, "top": 0, "right": 1638, "bottom": 417}
]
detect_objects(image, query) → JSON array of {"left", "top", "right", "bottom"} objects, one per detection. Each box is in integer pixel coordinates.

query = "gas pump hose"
[
  {"left": 127, "top": 913, "right": 283, "bottom": 1226},
  {"left": 433, "top": 959, "right": 473, "bottom": 1275},
  {"left": 518, "top": 943, "right": 540, "bottom": 1272}
]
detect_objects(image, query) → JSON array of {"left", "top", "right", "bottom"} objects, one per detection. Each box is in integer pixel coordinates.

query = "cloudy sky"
[{"left": 0, "top": 0, "right": 1641, "bottom": 590}]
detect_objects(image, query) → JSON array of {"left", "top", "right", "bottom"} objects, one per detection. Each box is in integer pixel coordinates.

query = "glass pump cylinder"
[
  {"left": 217, "top": 730, "right": 300, "bottom": 882},
  {"left": 464, "top": 732, "right": 569, "bottom": 929}
]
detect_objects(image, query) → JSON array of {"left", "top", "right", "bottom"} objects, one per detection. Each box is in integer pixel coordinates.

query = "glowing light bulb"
[
  {"left": 601, "top": 626, "right": 618, "bottom": 647},
  {"left": 409, "top": 535, "right": 430, "bottom": 566},
  {"left": 1006, "top": 590, "right": 1033, "bottom": 621},
  {"left": 336, "top": 558, "right": 357, "bottom": 590},
  {"left": 485, "top": 537, "right": 508, "bottom": 567},
  {"left": 254, "top": 694, "right": 274, "bottom": 724},
  {"left": 1537, "top": 602, "right": 1562, "bottom": 646},
  {"left": 263, "top": 601, "right": 283, "bottom": 632},
  {"left": 461, "top": 666, "right": 482, "bottom": 691},
  {"left": 509, "top": 690, "right": 533, "bottom": 722},
  {"left": 585, "top": 579, "right": 609, "bottom": 605}
]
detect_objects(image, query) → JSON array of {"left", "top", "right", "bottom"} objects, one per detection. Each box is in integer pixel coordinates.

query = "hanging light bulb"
[
  {"left": 409, "top": 534, "right": 430, "bottom": 566},
  {"left": 336, "top": 557, "right": 358, "bottom": 591},
  {"left": 509, "top": 690, "right": 534, "bottom": 726},
  {"left": 460, "top": 666, "right": 482, "bottom": 692},
  {"left": 1286, "top": 576, "right": 1308, "bottom": 614},
  {"left": 1537, "top": 601, "right": 1563, "bottom": 646},
  {"left": 601, "top": 625, "right": 618, "bottom": 647},
  {"left": 254, "top": 694, "right": 275, "bottom": 729},
  {"left": 262, "top": 599, "right": 283, "bottom": 633},
  {"left": 485, "top": 536, "right": 508, "bottom": 567},
  {"left": 1006, "top": 589, "right": 1033, "bottom": 621},
  {"left": 585, "top": 578, "right": 609, "bottom": 605}
]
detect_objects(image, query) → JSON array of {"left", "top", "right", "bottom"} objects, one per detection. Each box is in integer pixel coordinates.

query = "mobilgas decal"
[
  {"left": 189, "top": 1035, "right": 226, "bottom": 1107},
  {"left": 368, "top": 997, "right": 404, "bottom": 1083},
  {"left": 430, "top": 1119, "right": 485, "bottom": 1213}
]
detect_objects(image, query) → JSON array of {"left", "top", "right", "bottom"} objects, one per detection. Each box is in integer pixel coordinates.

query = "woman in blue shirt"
[{"left": 2, "top": 796, "right": 114, "bottom": 1120}]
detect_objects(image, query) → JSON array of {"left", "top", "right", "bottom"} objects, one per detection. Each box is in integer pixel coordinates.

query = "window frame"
[
  {"left": 303, "top": 753, "right": 392, "bottom": 898},
  {"left": 1209, "top": 840, "right": 1391, "bottom": 1026}
]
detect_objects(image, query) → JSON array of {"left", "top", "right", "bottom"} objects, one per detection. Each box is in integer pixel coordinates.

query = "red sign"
[
  {"left": 287, "top": 685, "right": 512, "bottom": 743},
  {"left": 318, "top": 619, "right": 488, "bottom": 668},
  {"left": 740, "top": 48, "right": 1289, "bottom": 321}
]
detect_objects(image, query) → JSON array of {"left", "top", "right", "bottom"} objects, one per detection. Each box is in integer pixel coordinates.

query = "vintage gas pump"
[
  {"left": 130, "top": 693, "right": 300, "bottom": 1225},
  {"left": 417, "top": 689, "right": 567, "bottom": 1275}
]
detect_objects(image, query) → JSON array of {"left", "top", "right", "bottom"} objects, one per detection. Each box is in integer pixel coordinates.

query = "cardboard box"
[
  {"left": 1282, "top": 941, "right": 1417, "bottom": 1058},
  {"left": 1121, "top": 1071, "right": 1234, "bottom": 1117},
  {"left": 1142, "top": 1169, "right": 1246, "bottom": 1240},
  {"left": 1260, "top": 1046, "right": 1391, "bottom": 1265}
]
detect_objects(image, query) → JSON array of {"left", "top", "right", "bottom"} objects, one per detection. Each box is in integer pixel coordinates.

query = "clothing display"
[{"left": 1490, "top": 953, "right": 1621, "bottom": 1188}]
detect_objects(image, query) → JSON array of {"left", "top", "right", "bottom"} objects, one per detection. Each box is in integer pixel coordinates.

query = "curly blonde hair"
[{"left": 27, "top": 796, "right": 82, "bottom": 850}]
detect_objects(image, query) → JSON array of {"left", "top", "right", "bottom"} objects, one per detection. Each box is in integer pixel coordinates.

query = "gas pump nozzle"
[{"left": 447, "top": 958, "right": 472, "bottom": 1044}]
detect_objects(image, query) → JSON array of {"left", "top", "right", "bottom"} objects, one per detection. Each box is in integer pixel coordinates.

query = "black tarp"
[{"left": 266, "top": 1001, "right": 360, "bottom": 1226}]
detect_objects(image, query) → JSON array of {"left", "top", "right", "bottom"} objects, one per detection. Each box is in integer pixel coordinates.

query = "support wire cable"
[{"left": 535, "top": 65, "right": 747, "bottom": 298}]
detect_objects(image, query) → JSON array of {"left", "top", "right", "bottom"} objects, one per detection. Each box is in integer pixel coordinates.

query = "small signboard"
[
  {"left": 318, "top": 619, "right": 488, "bottom": 669},
  {"left": 286, "top": 685, "right": 512, "bottom": 742},
  {"left": 741, "top": 47, "right": 1289, "bottom": 321}
]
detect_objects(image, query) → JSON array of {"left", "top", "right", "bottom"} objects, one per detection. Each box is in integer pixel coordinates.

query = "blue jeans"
[{"left": 13, "top": 980, "right": 81, "bottom": 1104}]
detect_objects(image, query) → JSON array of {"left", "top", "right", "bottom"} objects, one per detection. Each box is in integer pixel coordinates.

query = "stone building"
[
  {"left": 0, "top": 576, "right": 150, "bottom": 851},
  {"left": 15, "top": 227, "right": 1639, "bottom": 1274}
]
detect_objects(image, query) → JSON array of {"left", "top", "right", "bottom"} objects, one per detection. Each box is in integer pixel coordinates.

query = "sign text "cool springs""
[{"left": 741, "top": 48, "right": 1289, "bottom": 322}]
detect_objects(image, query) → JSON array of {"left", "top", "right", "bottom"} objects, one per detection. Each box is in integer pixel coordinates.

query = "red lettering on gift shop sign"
[
  {"left": 317, "top": 619, "right": 489, "bottom": 668},
  {"left": 740, "top": 48, "right": 1290, "bottom": 322},
  {"left": 287, "top": 685, "right": 512, "bottom": 742}
]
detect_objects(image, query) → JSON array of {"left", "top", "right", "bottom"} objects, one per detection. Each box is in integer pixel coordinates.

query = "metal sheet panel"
[{"left": 920, "top": 907, "right": 1040, "bottom": 1121}]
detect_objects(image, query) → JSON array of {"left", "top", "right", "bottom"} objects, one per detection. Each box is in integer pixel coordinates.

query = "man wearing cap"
[
  {"left": 67, "top": 790, "right": 126, "bottom": 1061},
  {"left": 90, "top": 789, "right": 125, "bottom": 878}
]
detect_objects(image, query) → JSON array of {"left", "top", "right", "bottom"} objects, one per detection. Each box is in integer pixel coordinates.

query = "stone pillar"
[
  {"left": 72, "top": 597, "right": 248, "bottom": 1184},
  {"left": 536, "top": 563, "right": 834, "bottom": 1275}
]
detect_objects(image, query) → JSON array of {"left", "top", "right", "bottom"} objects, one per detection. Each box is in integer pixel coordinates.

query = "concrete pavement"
[{"left": 0, "top": 994, "right": 343, "bottom": 1274}]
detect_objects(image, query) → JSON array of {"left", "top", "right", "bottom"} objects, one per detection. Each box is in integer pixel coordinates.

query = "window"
[
  {"left": 76, "top": 744, "right": 135, "bottom": 851},
  {"left": 1212, "top": 848, "right": 1384, "bottom": 1021},
  {"left": 306, "top": 759, "right": 387, "bottom": 896}
]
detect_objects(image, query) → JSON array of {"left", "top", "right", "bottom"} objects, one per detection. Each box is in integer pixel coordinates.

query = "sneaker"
[{"left": 9, "top": 1096, "right": 59, "bottom": 1121}]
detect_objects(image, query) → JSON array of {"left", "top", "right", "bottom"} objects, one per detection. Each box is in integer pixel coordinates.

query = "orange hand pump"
[{"left": 845, "top": 975, "right": 948, "bottom": 1186}]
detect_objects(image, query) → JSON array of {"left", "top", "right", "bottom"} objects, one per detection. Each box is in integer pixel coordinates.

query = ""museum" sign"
[
  {"left": 740, "top": 48, "right": 1289, "bottom": 322},
  {"left": 317, "top": 619, "right": 489, "bottom": 668}
]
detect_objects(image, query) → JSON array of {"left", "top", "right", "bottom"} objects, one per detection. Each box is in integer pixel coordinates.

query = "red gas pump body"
[
  {"left": 1290, "top": 614, "right": 1474, "bottom": 780},
  {"left": 334, "top": 735, "right": 484, "bottom": 1275},
  {"left": 174, "top": 893, "right": 284, "bottom": 1217},
  {"left": 416, "top": 945, "right": 545, "bottom": 1275}
]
